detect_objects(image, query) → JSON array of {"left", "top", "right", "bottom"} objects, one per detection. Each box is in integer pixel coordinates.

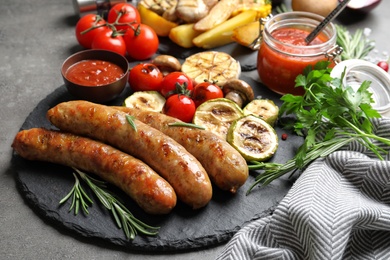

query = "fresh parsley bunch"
[{"left": 247, "top": 61, "right": 390, "bottom": 194}]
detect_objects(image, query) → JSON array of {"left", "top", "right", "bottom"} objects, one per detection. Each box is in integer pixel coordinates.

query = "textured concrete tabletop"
[{"left": 1, "top": 0, "right": 389, "bottom": 259}]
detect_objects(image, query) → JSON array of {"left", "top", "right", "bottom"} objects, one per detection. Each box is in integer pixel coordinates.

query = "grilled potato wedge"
[
  {"left": 193, "top": 10, "right": 257, "bottom": 49},
  {"left": 232, "top": 21, "right": 262, "bottom": 48},
  {"left": 169, "top": 23, "right": 202, "bottom": 48}
]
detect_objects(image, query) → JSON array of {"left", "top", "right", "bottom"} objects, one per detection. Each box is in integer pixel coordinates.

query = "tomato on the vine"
[
  {"left": 75, "top": 14, "right": 107, "bottom": 49},
  {"left": 91, "top": 27, "right": 126, "bottom": 56},
  {"left": 128, "top": 63, "right": 164, "bottom": 92},
  {"left": 163, "top": 94, "right": 196, "bottom": 123},
  {"left": 160, "top": 72, "right": 194, "bottom": 98},
  {"left": 107, "top": 3, "right": 141, "bottom": 31},
  {"left": 123, "top": 24, "right": 159, "bottom": 61},
  {"left": 192, "top": 80, "right": 224, "bottom": 107}
]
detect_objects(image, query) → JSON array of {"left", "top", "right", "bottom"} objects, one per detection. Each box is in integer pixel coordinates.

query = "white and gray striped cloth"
[{"left": 217, "top": 117, "right": 390, "bottom": 260}]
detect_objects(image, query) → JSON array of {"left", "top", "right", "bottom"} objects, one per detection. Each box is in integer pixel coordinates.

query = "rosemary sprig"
[
  {"left": 59, "top": 172, "right": 93, "bottom": 215},
  {"left": 60, "top": 168, "right": 160, "bottom": 240},
  {"left": 246, "top": 137, "right": 355, "bottom": 194},
  {"left": 336, "top": 24, "right": 375, "bottom": 61},
  {"left": 168, "top": 122, "right": 205, "bottom": 129},
  {"left": 274, "top": 3, "right": 289, "bottom": 14}
]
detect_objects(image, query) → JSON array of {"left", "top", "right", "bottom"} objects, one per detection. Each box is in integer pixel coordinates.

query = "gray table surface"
[{"left": 1, "top": 0, "right": 389, "bottom": 259}]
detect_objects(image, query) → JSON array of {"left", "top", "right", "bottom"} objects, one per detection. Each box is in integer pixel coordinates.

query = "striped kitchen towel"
[{"left": 217, "top": 117, "right": 390, "bottom": 260}]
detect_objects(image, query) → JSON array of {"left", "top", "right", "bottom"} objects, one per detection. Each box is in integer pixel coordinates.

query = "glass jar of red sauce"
[{"left": 257, "top": 12, "right": 339, "bottom": 95}]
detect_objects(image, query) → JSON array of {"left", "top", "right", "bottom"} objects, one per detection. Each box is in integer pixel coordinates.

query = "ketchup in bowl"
[
  {"left": 61, "top": 49, "right": 129, "bottom": 103},
  {"left": 257, "top": 12, "right": 338, "bottom": 95},
  {"left": 65, "top": 60, "right": 124, "bottom": 86}
]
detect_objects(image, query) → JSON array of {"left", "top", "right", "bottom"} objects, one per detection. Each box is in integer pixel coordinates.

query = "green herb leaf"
[
  {"left": 336, "top": 25, "right": 375, "bottom": 60},
  {"left": 59, "top": 172, "right": 93, "bottom": 215},
  {"left": 168, "top": 122, "right": 205, "bottom": 129},
  {"left": 126, "top": 114, "right": 137, "bottom": 132}
]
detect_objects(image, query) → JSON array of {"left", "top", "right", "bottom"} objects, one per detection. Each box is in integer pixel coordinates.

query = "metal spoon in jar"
[{"left": 305, "top": 0, "right": 351, "bottom": 44}]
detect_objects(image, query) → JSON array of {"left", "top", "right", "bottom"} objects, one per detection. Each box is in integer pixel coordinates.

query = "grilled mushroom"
[
  {"left": 222, "top": 79, "right": 255, "bottom": 108},
  {"left": 152, "top": 55, "right": 182, "bottom": 76}
]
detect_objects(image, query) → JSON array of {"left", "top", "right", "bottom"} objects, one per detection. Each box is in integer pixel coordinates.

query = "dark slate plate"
[{"left": 11, "top": 75, "right": 303, "bottom": 252}]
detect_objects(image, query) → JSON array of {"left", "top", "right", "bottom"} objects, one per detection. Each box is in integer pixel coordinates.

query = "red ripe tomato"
[
  {"left": 128, "top": 63, "right": 164, "bottom": 92},
  {"left": 107, "top": 3, "right": 141, "bottom": 31},
  {"left": 123, "top": 24, "right": 159, "bottom": 61},
  {"left": 377, "top": 61, "right": 389, "bottom": 72},
  {"left": 91, "top": 28, "right": 126, "bottom": 56},
  {"left": 192, "top": 81, "right": 223, "bottom": 107},
  {"left": 75, "top": 14, "right": 106, "bottom": 49},
  {"left": 163, "top": 94, "right": 196, "bottom": 123},
  {"left": 160, "top": 72, "right": 194, "bottom": 98}
]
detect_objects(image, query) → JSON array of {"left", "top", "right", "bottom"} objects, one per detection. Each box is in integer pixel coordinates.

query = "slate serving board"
[{"left": 11, "top": 74, "right": 303, "bottom": 252}]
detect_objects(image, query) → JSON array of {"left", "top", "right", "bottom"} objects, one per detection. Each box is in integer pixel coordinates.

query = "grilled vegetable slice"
[
  {"left": 181, "top": 51, "right": 241, "bottom": 86},
  {"left": 227, "top": 114, "right": 278, "bottom": 161},
  {"left": 243, "top": 99, "right": 279, "bottom": 126},
  {"left": 123, "top": 91, "right": 166, "bottom": 112},
  {"left": 193, "top": 98, "right": 244, "bottom": 140}
]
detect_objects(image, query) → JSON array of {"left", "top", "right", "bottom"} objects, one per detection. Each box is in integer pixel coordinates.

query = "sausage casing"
[
  {"left": 115, "top": 107, "right": 249, "bottom": 193},
  {"left": 12, "top": 128, "right": 177, "bottom": 214},
  {"left": 46, "top": 101, "right": 212, "bottom": 209}
]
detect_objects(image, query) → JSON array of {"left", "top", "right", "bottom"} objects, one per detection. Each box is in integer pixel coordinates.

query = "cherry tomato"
[
  {"left": 128, "top": 63, "right": 164, "bottom": 92},
  {"left": 123, "top": 24, "right": 159, "bottom": 60},
  {"left": 160, "top": 72, "right": 194, "bottom": 98},
  {"left": 75, "top": 14, "right": 107, "bottom": 49},
  {"left": 107, "top": 3, "right": 141, "bottom": 31},
  {"left": 163, "top": 94, "right": 196, "bottom": 123},
  {"left": 377, "top": 61, "right": 389, "bottom": 72},
  {"left": 91, "top": 28, "right": 126, "bottom": 56},
  {"left": 192, "top": 81, "right": 223, "bottom": 107}
]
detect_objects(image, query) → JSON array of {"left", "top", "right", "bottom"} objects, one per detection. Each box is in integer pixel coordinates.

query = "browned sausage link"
[
  {"left": 46, "top": 101, "right": 212, "bottom": 209},
  {"left": 11, "top": 128, "right": 177, "bottom": 215},
  {"left": 115, "top": 107, "right": 249, "bottom": 193}
]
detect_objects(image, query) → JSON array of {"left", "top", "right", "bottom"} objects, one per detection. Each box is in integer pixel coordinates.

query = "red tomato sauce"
[
  {"left": 272, "top": 28, "right": 325, "bottom": 46},
  {"left": 257, "top": 27, "right": 332, "bottom": 95},
  {"left": 66, "top": 60, "right": 124, "bottom": 86}
]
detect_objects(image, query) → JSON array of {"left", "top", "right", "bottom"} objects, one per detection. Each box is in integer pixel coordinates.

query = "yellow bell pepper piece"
[{"left": 137, "top": 4, "right": 178, "bottom": 37}]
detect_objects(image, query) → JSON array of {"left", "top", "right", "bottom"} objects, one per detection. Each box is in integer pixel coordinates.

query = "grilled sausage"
[
  {"left": 12, "top": 128, "right": 177, "bottom": 214},
  {"left": 46, "top": 101, "right": 212, "bottom": 209},
  {"left": 115, "top": 107, "right": 249, "bottom": 193}
]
